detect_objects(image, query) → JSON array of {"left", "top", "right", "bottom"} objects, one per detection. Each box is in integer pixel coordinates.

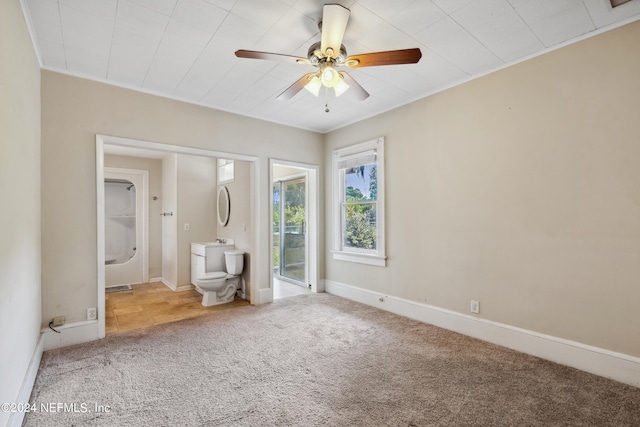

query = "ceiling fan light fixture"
[
  {"left": 304, "top": 75, "right": 322, "bottom": 96},
  {"left": 321, "top": 66, "right": 340, "bottom": 88},
  {"left": 333, "top": 76, "right": 350, "bottom": 97}
]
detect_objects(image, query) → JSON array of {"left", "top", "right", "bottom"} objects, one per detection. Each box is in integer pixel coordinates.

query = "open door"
[{"left": 273, "top": 176, "right": 307, "bottom": 284}]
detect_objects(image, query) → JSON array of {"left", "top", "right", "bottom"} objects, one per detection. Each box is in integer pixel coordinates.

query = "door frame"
[{"left": 269, "top": 159, "right": 320, "bottom": 295}]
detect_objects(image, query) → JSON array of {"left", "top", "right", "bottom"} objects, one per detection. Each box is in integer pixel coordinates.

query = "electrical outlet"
[
  {"left": 52, "top": 316, "right": 65, "bottom": 326},
  {"left": 87, "top": 307, "right": 97, "bottom": 321},
  {"left": 470, "top": 300, "right": 480, "bottom": 314}
]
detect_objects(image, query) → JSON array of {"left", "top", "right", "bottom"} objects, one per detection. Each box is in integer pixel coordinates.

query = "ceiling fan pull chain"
[{"left": 324, "top": 86, "right": 330, "bottom": 113}]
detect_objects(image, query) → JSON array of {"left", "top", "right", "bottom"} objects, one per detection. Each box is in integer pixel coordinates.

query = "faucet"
[{"left": 215, "top": 238, "right": 226, "bottom": 243}]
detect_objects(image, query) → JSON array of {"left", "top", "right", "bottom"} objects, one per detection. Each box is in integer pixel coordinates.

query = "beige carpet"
[{"left": 26, "top": 293, "right": 640, "bottom": 426}]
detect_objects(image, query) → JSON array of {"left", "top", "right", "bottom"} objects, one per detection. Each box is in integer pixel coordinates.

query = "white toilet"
[{"left": 191, "top": 241, "right": 244, "bottom": 307}]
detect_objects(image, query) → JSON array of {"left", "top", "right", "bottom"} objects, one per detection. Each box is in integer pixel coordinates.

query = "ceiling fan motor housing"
[{"left": 308, "top": 41, "right": 347, "bottom": 64}]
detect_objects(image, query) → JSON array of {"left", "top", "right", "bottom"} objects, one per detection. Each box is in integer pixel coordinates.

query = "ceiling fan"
[{"left": 235, "top": 3, "right": 422, "bottom": 101}]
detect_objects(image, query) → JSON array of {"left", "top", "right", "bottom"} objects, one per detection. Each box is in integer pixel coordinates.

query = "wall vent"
[{"left": 611, "top": 0, "right": 633, "bottom": 7}]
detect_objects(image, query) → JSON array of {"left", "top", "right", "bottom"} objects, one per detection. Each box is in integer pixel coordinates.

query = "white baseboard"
[
  {"left": 161, "top": 279, "right": 193, "bottom": 292},
  {"left": 324, "top": 280, "right": 640, "bottom": 388},
  {"left": 7, "top": 335, "right": 44, "bottom": 427},
  {"left": 41, "top": 320, "right": 100, "bottom": 351},
  {"left": 149, "top": 276, "right": 163, "bottom": 283},
  {"left": 259, "top": 287, "right": 273, "bottom": 304},
  {"left": 161, "top": 278, "right": 176, "bottom": 290}
]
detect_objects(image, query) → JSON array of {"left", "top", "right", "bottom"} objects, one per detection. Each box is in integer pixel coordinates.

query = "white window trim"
[{"left": 332, "top": 137, "right": 386, "bottom": 267}]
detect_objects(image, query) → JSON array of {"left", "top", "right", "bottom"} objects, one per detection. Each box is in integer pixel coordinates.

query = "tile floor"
[
  {"left": 105, "top": 282, "right": 249, "bottom": 334},
  {"left": 273, "top": 277, "right": 311, "bottom": 299}
]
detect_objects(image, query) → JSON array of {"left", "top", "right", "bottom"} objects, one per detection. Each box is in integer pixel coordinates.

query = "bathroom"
[{"left": 103, "top": 147, "right": 252, "bottom": 332}]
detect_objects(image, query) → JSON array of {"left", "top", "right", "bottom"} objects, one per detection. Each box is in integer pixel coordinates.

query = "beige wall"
[
  {"left": 177, "top": 154, "right": 218, "bottom": 287},
  {"left": 324, "top": 21, "right": 640, "bottom": 358},
  {"left": 41, "top": 70, "right": 323, "bottom": 325},
  {"left": 0, "top": 0, "right": 41, "bottom": 422},
  {"left": 104, "top": 154, "right": 163, "bottom": 278},
  {"left": 162, "top": 154, "right": 178, "bottom": 287},
  {"left": 218, "top": 160, "right": 252, "bottom": 295}
]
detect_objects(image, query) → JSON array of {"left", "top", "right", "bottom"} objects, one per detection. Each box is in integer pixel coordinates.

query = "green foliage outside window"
[{"left": 344, "top": 165, "right": 377, "bottom": 250}]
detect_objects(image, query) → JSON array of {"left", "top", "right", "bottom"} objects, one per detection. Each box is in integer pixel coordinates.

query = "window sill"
[{"left": 331, "top": 250, "right": 386, "bottom": 267}]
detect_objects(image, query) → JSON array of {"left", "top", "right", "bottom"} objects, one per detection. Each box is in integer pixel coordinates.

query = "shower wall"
[
  {"left": 104, "top": 168, "right": 148, "bottom": 287},
  {"left": 105, "top": 154, "right": 162, "bottom": 278},
  {"left": 104, "top": 181, "right": 136, "bottom": 264}
]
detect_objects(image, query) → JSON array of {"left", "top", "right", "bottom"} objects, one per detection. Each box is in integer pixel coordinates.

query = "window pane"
[
  {"left": 344, "top": 163, "right": 377, "bottom": 202},
  {"left": 333, "top": 137, "right": 385, "bottom": 264},
  {"left": 282, "top": 179, "right": 306, "bottom": 281},
  {"left": 218, "top": 161, "right": 234, "bottom": 183},
  {"left": 343, "top": 203, "right": 377, "bottom": 250}
]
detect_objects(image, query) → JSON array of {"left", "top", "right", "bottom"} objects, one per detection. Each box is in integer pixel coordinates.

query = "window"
[
  {"left": 332, "top": 137, "right": 386, "bottom": 266},
  {"left": 217, "top": 159, "right": 234, "bottom": 184}
]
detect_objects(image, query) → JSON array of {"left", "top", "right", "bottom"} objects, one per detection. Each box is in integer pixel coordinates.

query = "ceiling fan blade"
[
  {"left": 339, "top": 72, "right": 369, "bottom": 101},
  {"left": 277, "top": 73, "right": 316, "bottom": 100},
  {"left": 320, "top": 4, "right": 350, "bottom": 58},
  {"left": 235, "top": 49, "right": 310, "bottom": 65},
  {"left": 345, "top": 48, "right": 422, "bottom": 68}
]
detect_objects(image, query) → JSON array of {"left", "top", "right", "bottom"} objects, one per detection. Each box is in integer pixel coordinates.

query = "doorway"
[
  {"left": 273, "top": 176, "right": 307, "bottom": 284},
  {"left": 97, "top": 135, "right": 260, "bottom": 339},
  {"left": 270, "top": 160, "right": 320, "bottom": 300}
]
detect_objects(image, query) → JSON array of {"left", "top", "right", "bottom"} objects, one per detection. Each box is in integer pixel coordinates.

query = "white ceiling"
[{"left": 22, "top": 0, "right": 640, "bottom": 133}]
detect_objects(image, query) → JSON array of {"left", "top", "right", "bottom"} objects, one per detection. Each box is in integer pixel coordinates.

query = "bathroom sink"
[{"left": 191, "top": 240, "right": 235, "bottom": 256}]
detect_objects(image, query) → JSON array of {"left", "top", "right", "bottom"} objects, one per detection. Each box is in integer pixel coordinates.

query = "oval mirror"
[{"left": 217, "top": 186, "right": 230, "bottom": 227}]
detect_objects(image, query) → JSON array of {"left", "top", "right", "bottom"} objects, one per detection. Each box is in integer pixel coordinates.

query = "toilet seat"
[{"left": 199, "top": 271, "right": 227, "bottom": 281}]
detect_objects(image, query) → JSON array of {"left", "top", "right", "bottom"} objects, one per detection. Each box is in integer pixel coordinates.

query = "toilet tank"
[{"left": 225, "top": 250, "right": 244, "bottom": 275}]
